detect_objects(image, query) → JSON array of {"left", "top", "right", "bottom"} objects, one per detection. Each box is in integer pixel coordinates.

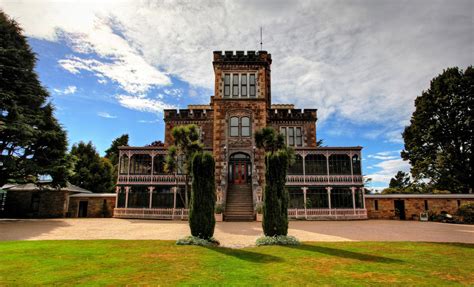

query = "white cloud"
[
  {"left": 138, "top": 119, "right": 160, "bottom": 124},
  {"left": 2, "top": 0, "right": 472, "bottom": 137},
  {"left": 53, "top": 85, "right": 77, "bottom": 95},
  {"left": 97, "top": 112, "right": 117, "bottom": 119},
  {"left": 116, "top": 94, "right": 177, "bottom": 114},
  {"left": 366, "top": 158, "right": 411, "bottom": 184}
]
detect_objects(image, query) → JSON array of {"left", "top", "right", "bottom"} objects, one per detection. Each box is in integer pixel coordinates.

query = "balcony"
[{"left": 286, "top": 175, "right": 364, "bottom": 186}]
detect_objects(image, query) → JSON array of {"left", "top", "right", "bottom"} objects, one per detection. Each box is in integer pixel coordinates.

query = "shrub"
[
  {"left": 215, "top": 203, "right": 224, "bottom": 214},
  {"left": 256, "top": 235, "right": 300, "bottom": 246},
  {"left": 255, "top": 203, "right": 263, "bottom": 214},
  {"left": 189, "top": 152, "right": 216, "bottom": 240},
  {"left": 176, "top": 236, "right": 220, "bottom": 246},
  {"left": 262, "top": 150, "right": 289, "bottom": 236},
  {"left": 457, "top": 203, "right": 474, "bottom": 223}
]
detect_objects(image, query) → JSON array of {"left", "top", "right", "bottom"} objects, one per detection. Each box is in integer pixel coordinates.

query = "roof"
[
  {"left": 365, "top": 194, "right": 474, "bottom": 199},
  {"left": 1, "top": 183, "right": 92, "bottom": 194},
  {"left": 69, "top": 193, "right": 116, "bottom": 198}
]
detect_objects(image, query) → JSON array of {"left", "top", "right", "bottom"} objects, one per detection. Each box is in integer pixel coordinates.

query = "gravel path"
[{"left": 1, "top": 219, "right": 473, "bottom": 247}]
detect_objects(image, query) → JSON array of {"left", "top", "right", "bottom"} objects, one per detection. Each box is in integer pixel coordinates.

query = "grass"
[{"left": 0, "top": 241, "right": 472, "bottom": 286}]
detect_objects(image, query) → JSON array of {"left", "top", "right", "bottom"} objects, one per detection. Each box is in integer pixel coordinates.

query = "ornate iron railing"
[{"left": 114, "top": 208, "right": 189, "bottom": 220}]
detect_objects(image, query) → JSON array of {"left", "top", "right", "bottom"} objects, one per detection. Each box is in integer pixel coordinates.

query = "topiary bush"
[
  {"left": 262, "top": 149, "right": 289, "bottom": 237},
  {"left": 189, "top": 151, "right": 216, "bottom": 240},
  {"left": 457, "top": 203, "right": 474, "bottom": 224},
  {"left": 256, "top": 235, "right": 300, "bottom": 246}
]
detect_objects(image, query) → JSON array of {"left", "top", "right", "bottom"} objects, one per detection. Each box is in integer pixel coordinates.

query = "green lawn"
[{"left": 0, "top": 241, "right": 472, "bottom": 286}]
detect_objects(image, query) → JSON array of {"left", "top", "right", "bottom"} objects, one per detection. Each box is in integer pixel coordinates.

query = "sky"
[{"left": 1, "top": 0, "right": 472, "bottom": 189}]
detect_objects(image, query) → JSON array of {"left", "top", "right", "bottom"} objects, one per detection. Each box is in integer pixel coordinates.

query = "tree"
[
  {"left": 255, "top": 127, "right": 294, "bottom": 236},
  {"left": 189, "top": 151, "right": 216, "bottom": 239},
  {"left": 402, "top": 67, "right": 473, "bottom": 193},
  {"left": 104, "top": 134, "right": 128, "bottom": 180},
  {"left": 389, "top": 171, "right": 411, "bottom": 189},
  {"left": 164, "top": 124, "right": 203, "bottom": 207},
  {"left": 69, "top": 141, "right": 114, "bottom": 193},
  {"left": 0, "top": 11, "right": 69, "bottom": 187}
]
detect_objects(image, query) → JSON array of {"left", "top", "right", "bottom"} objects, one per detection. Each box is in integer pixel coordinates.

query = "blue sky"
[{"left": 1, "top": 0, "right": 472, "bottom": 189}]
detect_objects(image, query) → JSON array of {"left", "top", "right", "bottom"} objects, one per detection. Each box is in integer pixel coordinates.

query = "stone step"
[{"left": 225, "top": 215, "right": 255, "bottom": 222}]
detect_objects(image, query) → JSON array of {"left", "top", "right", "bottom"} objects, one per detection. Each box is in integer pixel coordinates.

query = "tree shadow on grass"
[
  {"left": 283, "top": 244, "right": 402, "bottom": 263},
  {"left": 203, "top": 246, "right": 284, "bottom": 263}
]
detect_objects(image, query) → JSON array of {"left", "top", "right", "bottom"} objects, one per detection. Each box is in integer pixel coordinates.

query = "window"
[
  {"left": 424, "top": 200, "right": 428, "bottom": 211},
  {"left": 241, "top": 117, "right": 250, "bottom": 136},
  {"left": 280, "top": 126, "right": 303, "bottom": 147},
  {"left": 249, "top": 74, "right": 256, "bottom": 97},
  {"left": 375, "top": 200, "right": 379, "bottom": 211},
  {"left": 352, "top": 155, "right": 361, "bottom": 175},
  {"left": 329, "top": 154, "right": 351, "bottom": 175},
  {"left": 229, "top": 116, "right": 251, "bottom": 137},
  {"left": 230, "top": 117, "right": 239, "bottom": 136},
  {"left": 241, "top": 74, "right": 247, "bottom": 96},
  {"left": 457, "top": 200, "right": 461, "bottom": 207},
  {"left": 232, "top": 74, "right": 239, "bottom": 97},
  {"left": 305, "top": 154, "right": 327, "bottom": 175},
  {"left": 224, "top": 74, "right": 230, "bottom": 97}
]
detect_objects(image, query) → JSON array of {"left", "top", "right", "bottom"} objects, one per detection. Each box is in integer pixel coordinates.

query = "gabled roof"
[{"left": 1, "top": 182, "right": 92, "bottom": 193}]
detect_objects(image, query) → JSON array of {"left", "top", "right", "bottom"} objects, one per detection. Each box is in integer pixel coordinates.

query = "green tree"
[
  {"left": 70, "top": 141, "right": 114, "bottom": 193},
  {"left": 389, "top": 171, "right": 411, "bottom": 189},
  {"left": 164, "top": 124, "right": 203, "bottom": 207},
  {"left": 402, "top": 67, "right": 473, "bottom": 193},
  {"left": 0, "top": 11, "right": 69, "bottom": 187},
  {"left": 104, "top": 134, "right": 129, "bottom": 180},
  {"left": 189, "top": 151, "right": 216, "bottom": 239},
  {"left": 255, "top": 127, "right": 294, "bottom": 236}
]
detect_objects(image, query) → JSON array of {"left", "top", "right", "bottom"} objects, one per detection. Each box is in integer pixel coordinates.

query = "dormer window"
[{"left": 222, "top": 72, "right": 257, "bottom": 98}]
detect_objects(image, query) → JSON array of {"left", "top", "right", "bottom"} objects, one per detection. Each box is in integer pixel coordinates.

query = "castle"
[{"left": 114, "top": 51, "right": 367, "bottom": 221}]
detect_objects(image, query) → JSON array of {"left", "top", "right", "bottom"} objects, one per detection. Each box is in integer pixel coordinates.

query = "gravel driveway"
[{"left": 1, "top": 219, "right": 473, "bottom": 247}]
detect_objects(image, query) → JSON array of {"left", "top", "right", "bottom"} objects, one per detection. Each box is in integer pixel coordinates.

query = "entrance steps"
[{"left": 224, "top": 184, "right": 254, "bottom": 221}]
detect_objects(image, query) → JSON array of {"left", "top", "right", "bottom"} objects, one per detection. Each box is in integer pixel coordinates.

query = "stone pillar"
[
  {"left": 351, "top": 187, "right": 356, "bottom": 214},
  {"left": 148, "top": 186, "right": 154, "bottom": 209},
  {"left": 125, "top": 186, "right": 130, "bottom": 208}
]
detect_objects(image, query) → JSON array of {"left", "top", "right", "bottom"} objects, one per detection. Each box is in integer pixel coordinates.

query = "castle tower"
[{"left": 212, "top": 51, "right": 272, "bottom": 220}]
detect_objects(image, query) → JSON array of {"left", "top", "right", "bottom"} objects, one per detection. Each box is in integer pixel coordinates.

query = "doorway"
[
  {"left": 394, "top": 200, "right": 406, "bottom": 220},
  {"left": 228, "top": 152, "right": 251, "bottom": 185},
  {"left": 78, "top": 201, "right": 88, "bottom": 218}
]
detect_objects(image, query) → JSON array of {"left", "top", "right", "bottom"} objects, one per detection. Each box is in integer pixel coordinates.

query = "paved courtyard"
[{"left": 1, "top": 219, "right": 473, "bottom": 247}]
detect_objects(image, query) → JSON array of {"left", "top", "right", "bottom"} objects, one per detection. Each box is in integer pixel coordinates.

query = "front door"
[{"left": 233, "top": 162, "right": 247, "bottom": 184}]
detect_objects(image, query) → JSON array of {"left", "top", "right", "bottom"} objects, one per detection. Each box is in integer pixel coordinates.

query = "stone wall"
[
  {"left": 3, "top": 190, "right": 68, "bottom": 218},
  {"left": 68, "top": 196, "right": 116, "bottom": 218},
  {"left": 366, "top": 197, "right": 474, "bottom": 220}
]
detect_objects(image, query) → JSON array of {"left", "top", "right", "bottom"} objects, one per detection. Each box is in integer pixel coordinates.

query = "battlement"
[
  {"left": 213, "top": 50, "right": 272, "bottom": 64},
  {"left": 271, "top": 104, "right": 295, "bottom": 109},
  {"left": 164, "top": 108, "right": 212, "bottom": 121},
  {"left": 268, "top": 108, "right": 317, "bottom": 121}
]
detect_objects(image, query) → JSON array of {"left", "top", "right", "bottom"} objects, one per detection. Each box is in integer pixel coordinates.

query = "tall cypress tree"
[
  {"left": 189, "top": 151, "right": 216, "bottom": 240},
  {"left": 0, "top": 11, "right": 68, "bottom": 187}
]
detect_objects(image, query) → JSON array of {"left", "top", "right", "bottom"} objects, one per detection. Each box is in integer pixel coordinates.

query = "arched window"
[
  {"left": 328, "top": 154, "right": 351, "bottom": 175},
  {"left": 352, "top": 155, "right": 361, "bottom": 175},
  {"left": 288, "top": 154, "right": 303, "bottom": 175},
  {"left": 305, "top": 154, "right": 327, "bottom": 175},
  {"left": 153, "top": 154, "right": 166, "bottom": 174},
  {"left": 229, "top": 116, "right": 251, "bottom": 137},
  {"left": 230, "top": 117, "right": 239, "bottom": 137},
  {"left": 119, "top": 155, "right": 129, "bottom": 174},
  {"left": 241, "top": 117, "right": 250, "bottom": 136}
]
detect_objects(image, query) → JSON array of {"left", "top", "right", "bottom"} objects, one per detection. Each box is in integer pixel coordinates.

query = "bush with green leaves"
[
  {"left": 189, "top": 151, "right": 216, "bottom": 240},
  {"left": 176, "top": 236, "right": 219, "bottom": 246},
  {"left": 256, "top": 235, "right": 300, "bottom": 246},
  {"left": 457, "top": 203, "right": 474, "bottom": 223}
]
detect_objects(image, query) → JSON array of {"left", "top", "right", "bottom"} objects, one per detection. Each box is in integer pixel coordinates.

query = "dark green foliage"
[
  {"left": 457, "top": 203, "right": 474, "bottom": 223},
  {"left": 402, "top": 67, "right": 473, "bottom": 193},
  {"left": 262, "top": 150, "right": 290, "bottom": 236},
  {"left": 165, "top": 124, "right": 203, "bottom": 207},
  {"left": 189, "top": 152, "right": 216, "bottom": 240},
  {"left": 0, "top": 11, "right": 68, "bottom": 187},
  {"left": 389, "top": 171, "right": 411, "bottom": 189},
  {"left": 69, "top": 142, "right": 114, "bottom": 193},
  {"left": 104, "top": 134, "right": 129, "bottom": 180},
  {"left": 254, "top": 127, "right": 285, "bottom": 153}
]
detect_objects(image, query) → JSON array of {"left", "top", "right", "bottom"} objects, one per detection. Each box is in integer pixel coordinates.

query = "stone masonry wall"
[
  {"left": 68, "top": 196, "right": 116, "bottom": 218},
  {"left": 366, "top": 197, "right": 474, "bottom": 220}
]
